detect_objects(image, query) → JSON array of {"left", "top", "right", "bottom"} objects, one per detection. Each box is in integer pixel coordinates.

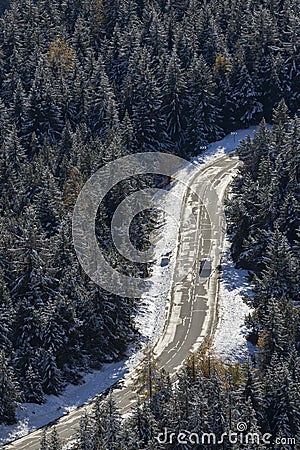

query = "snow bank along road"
[{"left": 3, "top": 153, "right": 240, "bottom": 450}]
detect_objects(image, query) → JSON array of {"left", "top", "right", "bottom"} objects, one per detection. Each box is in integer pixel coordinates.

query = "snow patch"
[
  {"left": 192, "top": 126, "right": 257, "bottom": 166},
  {"left": 214, "top": 238, "right": 255, "bottom": 361}
]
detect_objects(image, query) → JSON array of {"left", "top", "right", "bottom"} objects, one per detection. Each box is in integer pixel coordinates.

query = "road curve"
[{"left": 3, "top": 153, "right": 240, "bottom": 449}]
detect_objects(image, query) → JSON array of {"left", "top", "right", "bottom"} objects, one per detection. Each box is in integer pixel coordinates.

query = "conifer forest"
[{"left": 0, "top": 0, "right": 299, "bottom": 449}]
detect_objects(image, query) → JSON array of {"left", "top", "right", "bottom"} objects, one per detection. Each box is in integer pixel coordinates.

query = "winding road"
[{"left": 3, "top": 153, "right": 240, "bottom": 449}]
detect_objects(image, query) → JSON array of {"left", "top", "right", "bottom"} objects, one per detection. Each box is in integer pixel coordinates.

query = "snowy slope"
[{"left": 213, "top": 238, "right": 256, "bottom": 360}]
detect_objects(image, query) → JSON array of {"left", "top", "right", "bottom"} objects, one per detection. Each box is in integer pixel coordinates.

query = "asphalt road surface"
[{"left": 3, "top": 153, "right": 240, "bottom": 450}]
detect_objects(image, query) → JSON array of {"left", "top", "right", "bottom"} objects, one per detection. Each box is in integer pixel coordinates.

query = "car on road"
[
  {"left": 160, "top": 251, "right": 171, "bottom": 267},
  {"left": 199, "top": 258, "right": 212, "bottom": 279}
]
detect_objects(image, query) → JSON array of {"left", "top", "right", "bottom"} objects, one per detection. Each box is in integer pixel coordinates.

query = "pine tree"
[
  {"left": 9, "top": 79, "right": 27, "bottom": 131},
  {"left": 0, "top": 270, "right": 13, "bottom": 352},
  {"left": 40, "top": 429, "right": 49, "bottom": 450},
  {"left": 41, "top": 349, "right": 62, "bottom": 396},
  {"left": 198, "top": 11, "right": 220, "bottom": 66},
  {"left": 22, "top": 61, "right": 64, "bottom": 150},
  {"left": 84, "top": 60, "right": 118, "bottom": 139},
  {"left": 92, "top": 395, "right": 121, "bottom": 450},
  {"left": 0, "top": 350, "right": 20, "bottom": 424},
  {"left": 23, "top": 364, "right": 44, "bottom": 404},
  {"left": 272, "top": 99, "right": 290, "bottom": 144},
  {"left": 133, "top": 343, "right": 159, "bottom": 401},
  {"left": 150, "top": 368, "right": 172, "bottom": 420},
  {"left": 185, "top": 54, "right": 223, "bottom": 154},
  {"left": 124, "top": 48, "right": 170, "bottom": 153},
  {"left": 125, "top": 401, "right": 160, "bottom": 450},
  {"left": 41, "top": 305, "right": 67, "bottom": 356},
  {"left": 161, "top": 48, "right": 189, "bottom": 154},
  {"left": 231, "top": 65, "right": 263, "bottom": 128},
  {"left": 48, "top": 427, "right": 62, "bottom": 450},
  {"left": 263, "top": 354, "right": 300, "bottom": 439},
  {"left": 77, "top": 412, "right": 94, "bottom": 450},
  {"left": 253, "top": 228, "right": 297, "bottom": 310}
]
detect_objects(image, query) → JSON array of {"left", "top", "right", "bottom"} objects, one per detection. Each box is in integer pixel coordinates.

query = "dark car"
[
  {"left": 160, "top": 251, "right": 171, "bottom": 267},
  {"left": 199, "top": 258, "right": 212, "bottom": 279}
]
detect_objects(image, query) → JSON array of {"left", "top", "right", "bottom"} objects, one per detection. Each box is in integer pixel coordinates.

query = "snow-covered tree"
[{"left": 0, "top": 351, "right": 20, "bottom": 424}]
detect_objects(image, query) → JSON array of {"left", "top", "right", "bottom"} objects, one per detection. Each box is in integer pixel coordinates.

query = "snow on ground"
[
  {"left": 214, "top": 238, "right": 256, "bottom": 361},
  {"left": 192, "top": 127, "right": 257, "bottom": 166},
  {"left": 0, "top": 361, "right": 126, "bottom": 445},
  {"left": 0, "top": 127, "right": 258, "bottom": 445}
]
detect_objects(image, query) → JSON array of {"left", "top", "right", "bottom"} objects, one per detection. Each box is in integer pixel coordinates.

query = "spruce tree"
[{"left": 0, "top": 350, "right": 20, "bottom": 424}]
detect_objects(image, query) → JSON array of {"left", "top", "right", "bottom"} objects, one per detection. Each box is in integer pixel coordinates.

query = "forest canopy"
[{"left": 0, "top": 0, "right": 299, "bottom": 434}]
